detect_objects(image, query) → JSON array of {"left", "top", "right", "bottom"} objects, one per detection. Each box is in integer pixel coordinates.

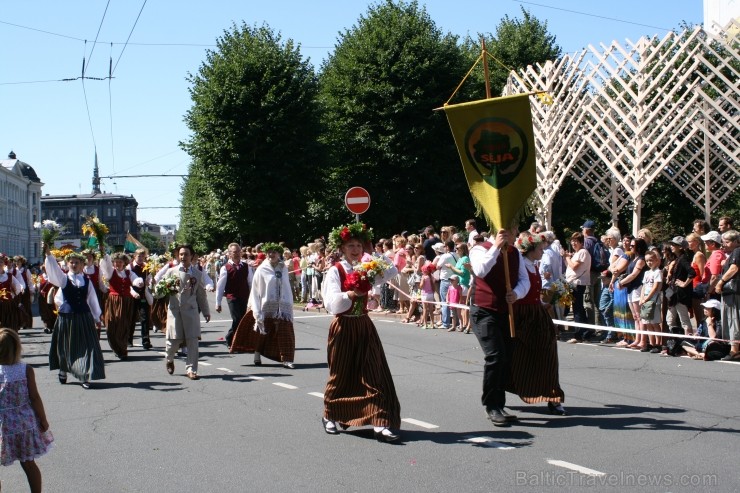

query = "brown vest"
[
  {"left": 473, "top": 242, "right": 520, "bottom": 313},
  {"left": 224, "top": 261, "right": 249, "bottom": 301}
]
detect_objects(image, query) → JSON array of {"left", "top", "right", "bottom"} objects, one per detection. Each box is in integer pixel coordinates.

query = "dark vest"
[
  {"left": 60, "top": 276, "right": 91, "bottom": 314},
  {"left": 473, "top": 242, "right": 520, "bottom": 313},
  {"left": 224, "top": 262, "right": 249, "bottom": 300},
  {"left": 130, "top": 262, "right": 147, "bottom": 297}
]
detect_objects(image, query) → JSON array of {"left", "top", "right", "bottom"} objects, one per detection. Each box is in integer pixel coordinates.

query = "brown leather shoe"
[
  {"left": 187, "top": 371, "right": 199, "bottom": 380},
  {"left": 166, "top": 361, "right": 174, "bottom": 375}
]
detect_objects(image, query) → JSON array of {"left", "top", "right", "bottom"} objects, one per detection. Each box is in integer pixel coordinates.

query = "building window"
[{"left": 32, "top": 192, "right": 37, "bottom": 205}]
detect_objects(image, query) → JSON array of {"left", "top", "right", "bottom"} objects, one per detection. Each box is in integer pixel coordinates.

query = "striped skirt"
[
  {"left": 49, "top": 312, "right": 106, "bottom": 381},
  {"left": 323, "top": 314, "right": 401, "bottom": 428},
  {"left": 103, "top": 294, "right": 137, "bottom": 357},
  {"left": 150, "top": 297, "right": 169, "bottom": 331},
  {"left": 507, "top": 304, "right": 564, "bottom": 404},
  {"left": 0, "top": 298, "right": 24, "bottom": 331},
  {"left": 230, "top": 310, "right": 295, "bottom": 363}
]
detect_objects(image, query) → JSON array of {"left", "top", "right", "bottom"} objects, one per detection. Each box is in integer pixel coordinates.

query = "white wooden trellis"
[{"left": 504, "top": 21, "right": 739, "bottom": 233}]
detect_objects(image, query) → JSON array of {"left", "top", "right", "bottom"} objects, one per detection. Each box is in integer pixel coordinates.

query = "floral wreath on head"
[
  {"left": 111, "top": 252, "right": 130, "bottom": 264},
  {"left": 515, "top": 232, "right": 546, "bottom": 254},
  {"left": 64, "top": 251, "right": 87, "bottom": 263},
  {"left": 260, "top": 242, "right": 283, "bottom": 254},
  {"left": 328, "top": 223, "right": 373, "bottom": 251},
  {"left": 81, "top": 248, "right": 100, "bottom": 260}
]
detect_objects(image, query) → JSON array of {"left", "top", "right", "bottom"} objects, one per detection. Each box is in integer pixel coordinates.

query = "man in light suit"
[{"left": 163, "top": 244, "right": 211, "bottom": 380}]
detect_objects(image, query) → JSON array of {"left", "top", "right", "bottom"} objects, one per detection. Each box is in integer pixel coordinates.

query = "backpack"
[{"left": 591, "top": 240, "right": 610, "bottom": 272}]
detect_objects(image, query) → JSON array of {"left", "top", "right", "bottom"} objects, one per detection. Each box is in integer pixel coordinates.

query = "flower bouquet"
[
  {"left": 34, "top": 220, "right": 65, "bottom": 246},
  {"left": 49, "top": 248, "right": 74, "bottom": 260},
  {"left": 542, "top": 279, "right": 573, "bottom": 307},
  {"left": 153, "top": 273, "right": 180, "bottom": 299},
  {"left": 144, "top": 253, "right": 168, "bottom": 277},
  {"left": 342, "top": 255, "right": 392, "bottom": 315},
  {"left": 81, "top": 213, "right": 109, "bottom": 248}
]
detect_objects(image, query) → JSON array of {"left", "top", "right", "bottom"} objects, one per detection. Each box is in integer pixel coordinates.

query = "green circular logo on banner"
[{"left": 464, "top": 117, "right": 529, "bottom": 189}]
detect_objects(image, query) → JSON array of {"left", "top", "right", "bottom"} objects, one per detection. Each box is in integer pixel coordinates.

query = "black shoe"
[
  {"left": 500, "top": 409, "right": 518, "bottom": 422},
  {"left": 486, "top": 408, "right": 510, "bottom": 426},
  {"left": 649, "top": 346, "right": 662, "bottom": 354},
  {"left": 548, "top": 402, "right": 567, "bottom": 415},
  {"left": 374, "top": 428, "right": 399, "bottom": 442},
  {"left": 58, "top": 373, "right": 67, "bottom": 384},
  {"left": 640, "top": 345, "right": 652, "bottom": 352},
  {"left": 142, "top": 341, "right": 153, "bottom": 350},
  {"left": 44, "top": 328, "right": 52, "bottom": 334},
  {"left": 322, "top": 417, "right": 339, "bottom": 435}
]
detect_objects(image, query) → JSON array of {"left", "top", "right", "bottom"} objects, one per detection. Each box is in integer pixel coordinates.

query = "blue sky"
[{"left": 1, "top": 0, "right": 703, "bottom": 228}]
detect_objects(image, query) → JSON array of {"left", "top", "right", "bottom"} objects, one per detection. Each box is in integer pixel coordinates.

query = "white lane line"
[
  {"left": 204, "top": 319, "right": 231, "bottom": 324},
  {"left": 157, "top": 352, "right": 167, "bottom": 356},
  {"left": 308, "top": 392, "right": 324, "bottom": 398},
  {"left": 294, "top": 314, "right": 333, "bottom": 319},
  {"left": 402, "top": 418, "right": 439, "bottom": 429},
  {"left": 216, "top": 367, "right": 234, "bottom": 373},
  {"left": 717, "top": 360, "right": 740, "bottom": 365},
  {"left": 199, "top": 362, "right": 212, "bottom": 366},
  {"left": 273, "top": 382, "right": 298, "bottom": 390},
  {"left": 547, "top": 460, "right": 606, "bottom": 476},
  {"left": 246, "top": 375, "right": 264, "bottom": 380},
  {"left": 462, "top": 436, "right": 515, "bottom": 449}
]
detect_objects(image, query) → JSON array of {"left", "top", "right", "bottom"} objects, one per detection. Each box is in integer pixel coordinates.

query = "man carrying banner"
[{"left": 469, "top": 228, "right": 529, "bottom": 426}]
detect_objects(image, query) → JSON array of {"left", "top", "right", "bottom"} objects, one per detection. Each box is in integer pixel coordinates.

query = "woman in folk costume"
[
  {"left": 12, "top": 256, "right": 34, "bottom": 329},
  {"left": 37, "top": 265, "right": 58, "bottom": 334},
  {"left": 43, "top": 244, "right": 105, "bottom": 389},
  {"left": 99, "top": 249, "right": 144, "bottom": 360},
  {"left": 506, "top": 232, "right": 566, "bottom": 415},
  {"left": 159, "top": 244, "right": 210, "bottom": 380},
  {"left": 148, "top": 255, "right": 171, "bottom": 333},
  {"left": 82, "top": 249, "right": 106, "bottom": 333},
  {"left": 230, "top": 243, "right": 295, "bottom": 368},
  {"left": 321, "top": 223, "right": 401, "bottom": 442},
  {"left": 0, "top": 254, "right": 25, "bottom": 332}
]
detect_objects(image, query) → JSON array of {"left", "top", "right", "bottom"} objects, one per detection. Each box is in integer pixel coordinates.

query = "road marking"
[
  {"left": 294, "top": 315, "right": 333, "bottom": 319},
  {"left": 246, "top": 375, "right": 264, "bottom": 380},
  {"left": 402, "top": 418, "right": 439, "bottom": 429},
  {"left": 308, "top": 392, "right": 324, "bottom": 398},
  {"left": 157, "top": 352, "right": 167, "bottom": 356},
  {"left": 216, "top": 367, "right": 234, "bottom": 373},
  {"left": 273, "top": 382, "right": 298, "bottom": 389},
  {"left": 717, "top": 360, "right": 740, "bottom": 365},
  {"left": 204, "top": 319, "right": 231, "bottom": 324},
  {"left": 547, "top": 459, "right": 606, "bottom": 476},
  {"left": 462, "top": 436, "right": 515, "bottom": 449},
  {"left": 199, "top": 362, "right": 212, "bottom": 366}
]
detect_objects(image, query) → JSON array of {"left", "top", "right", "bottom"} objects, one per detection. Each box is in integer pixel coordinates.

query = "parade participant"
[
  {"left": 99, "top": 250, "right": 144, "bottom": 360},
  {"left": 321, "top": 223, "right": 401, "bottom": 442},
  {"left": 43, "top": 244, "right": 105, "bottom": 389},
  {"left": 215, "top": 242, "right": 251, "bottom": 349},
  {"left": 0, "top": 254, "right": 25, "bottom": 331},
  {"left": 37, "top": 266, "right": 57, "bottom": 334},
  {"left": 129, "top": 248, "right": 152, "bottom": 350},
  {"left": 81, "top": 249, "right": 106, "bottom": 330},
  {"left": 230, "top": 243, "right": 295, "bottom": 368},
  {"left": 507, "top": 233, "right": 566, "bottom": 415},
  {"left": 0, "top": 328, "right": 53, "bottom": 493},
  {"left": 12, "top": 256, "right": 34, "bottom": 329},
  {"left": 469, "top": 228, "right": 530, "bottom": 427},
  {"left": 161, "top": 244, "right": 211, "bottom": 380},
  {"left": 716, "top": 230, "right": 740, "bottom": 361}
]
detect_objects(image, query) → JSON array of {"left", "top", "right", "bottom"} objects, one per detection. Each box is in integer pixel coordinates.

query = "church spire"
[{"left": 92, "top": 149, "right": 101, "bottom": 194}]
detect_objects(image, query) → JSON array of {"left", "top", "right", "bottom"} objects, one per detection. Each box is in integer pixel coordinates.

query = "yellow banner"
[{"left": 443, "top": 94, "right": 536, "bottom": 231}]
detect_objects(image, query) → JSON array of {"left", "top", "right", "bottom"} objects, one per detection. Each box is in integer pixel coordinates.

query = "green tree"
[
  {"left": 316, "top": 0, "right": 472, "bottom": 234},
  {"left": 461, "top": 7, "right": 562, "bottom": 98},
  {"left": 139, "top": 231, "right": 165, "bottom": 254},
  {"left": 180, "top": 23, "right": 323, "bottom": 249}
]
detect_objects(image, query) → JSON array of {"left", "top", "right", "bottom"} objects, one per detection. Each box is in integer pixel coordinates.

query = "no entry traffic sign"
[{"left": 344, "top": 187, "right": 371, "bottom": 215}]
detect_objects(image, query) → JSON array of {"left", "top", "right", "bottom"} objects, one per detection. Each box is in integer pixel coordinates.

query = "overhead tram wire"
[
  {"left": 80, "top": 0, "right": 111, "bottom": 156},
  {"left": 112, "top": 0, "right": 148, "bottom": 75}
]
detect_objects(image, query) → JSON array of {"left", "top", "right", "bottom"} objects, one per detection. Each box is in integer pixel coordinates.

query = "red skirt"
[
  {"left": 38, "top": 288, "right": 58, "bottom": 329},
  {"left": 230, "top": 310, "right": 295, "bottom": 363},
  {"left": 150, "top": 297, "right": 168, "bottom": 331},
  {"left": 323, "top": 314, "right": 401, "bottom": 428},
  {"left": 0, "top": 298, "right": 23, "bottom": 331}
]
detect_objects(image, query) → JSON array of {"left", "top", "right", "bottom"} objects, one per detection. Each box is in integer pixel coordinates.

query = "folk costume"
[
  {"left": 216, "top": 255, "right": 251, "bottom": 348},
  {"left": 230, "top": 245, "right": 295, "bottom": 368},
  {"left": 100, "top": 254, "right": 144, "bottom": 360},
  {"left": 161, "top": 262, "right": 210, "bottom": 379},
  {"left": 321, "top": 223, "right": 401, "bottom": 442},
  {"left": 12, "top": 259, "right": 34, "bottom": 329},
  {"left": 129, "top": 258, "right": 152, "bottom": 349},
  {"left": 506, "top": 234, "right": 565, "bottom": 415},
  {"left": 469, "top": 233, "right": 530, "bottom": 426},
  {"left": 82, "top": 253, "right": 106, "bottom": 332},
  {"left": 37, "top": 271, "right": 58, "bottom": 333},
  {"left": 45, "top": 253, "right": 105, "bottom": 386},
  {"left": 0, "top": 270, "right": 24, "bottom": 331}
]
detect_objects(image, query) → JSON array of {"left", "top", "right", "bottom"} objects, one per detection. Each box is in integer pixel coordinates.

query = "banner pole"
[
  {"left": 481, "top": 37, "right": 492, "bottom": 99},
  {"left": 501, "top": 240, "right": 516, "bottom": 338}
]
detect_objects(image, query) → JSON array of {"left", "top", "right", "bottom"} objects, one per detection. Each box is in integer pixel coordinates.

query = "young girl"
[
  {"left": 638, "top": 250, "right": 663, "bottom": 352},
  {"left": 446, "top": 275, "right": 463, "bottom": 332},
  {"left": 683, "top": 299, "right": 727, "bottom": 360},
  {"left": 418, "top": 263, "right": 437, "bottom": 329},
  {"left": 0, "top": 329, "right": 53, "bottom": 493}
]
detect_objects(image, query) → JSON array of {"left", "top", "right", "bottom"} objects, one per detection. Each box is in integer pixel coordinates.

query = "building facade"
[{"left": 0, "top": 151, "right": 43, "bottom": 263}]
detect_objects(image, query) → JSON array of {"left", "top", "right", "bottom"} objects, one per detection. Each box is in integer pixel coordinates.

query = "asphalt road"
[{"left": 3, "top": 293, "right": 738, "bottom": 492}]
